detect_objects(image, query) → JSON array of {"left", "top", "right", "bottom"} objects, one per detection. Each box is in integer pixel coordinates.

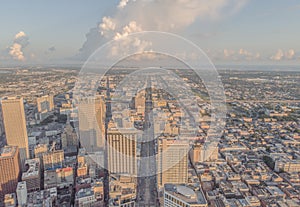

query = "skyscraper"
[
  {"left": 61, "top": 120, "right": 78, "bottom": 148},
  {"left": 0, "top": 103, "right": 4, "bottom": 137},
  {"left": 107, "top": 129, "right": 137, "bottom": 176},
  {"left": 157, "top": 138, "right": 189, "bottom": 187},
  {"left": 1, "top": 97, "right": 29, "bottom": 166},
  {"left": 0, "top": 146, "right": 21, "bottom": 200},
  {"left": 78, "top": 95, "right": 106, "bottom": 152}
]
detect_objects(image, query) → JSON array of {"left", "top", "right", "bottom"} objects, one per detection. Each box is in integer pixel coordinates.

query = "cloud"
[
  {"left": 118, "top": 0, "right": 130, "bottom": 9},
  {"left": 270, "top": 49, "right": 296, "bottom": 61},
  {"left": 99, "top": 17, "right": 116, "bottom": 37},
  {"left": 223, "top": 49, "right": 235, "bottom": 58},
  {"left": 113, "top": 21, "right": 143, "bottom": 40},
  {"left": 270, "top": 49, "right": 284, "bottom": 61},
  {"left": 218, "top": 48, "right": 260, "bottom": 61},
  {"left": 15, "top": 31, "right": 26, "bottom": 39},
  {"left": 238, "top": 48, "right": 260, "bottom": 60},
  {"left": 8, "top": 31, "right": 29, "bottom": 61},
  {"left": 118, "top": 0, "right": 248, "bottom": 31},
  {"left": 285, "top": 49, "right": 295, "bottom": 59},
  {"left": 77, "top": 0, "right": 248, "bottom": 60},
  {"left": 9, "top": 43, "right": 25, "bottom": 61}
]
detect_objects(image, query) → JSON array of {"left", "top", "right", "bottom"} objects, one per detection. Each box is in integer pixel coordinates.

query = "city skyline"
[
  {"left": 0, "top": 1, "right": 299, "bottom": 207},
  {"left": 0, "top": 68, "right": 299, "bottom": 206}
]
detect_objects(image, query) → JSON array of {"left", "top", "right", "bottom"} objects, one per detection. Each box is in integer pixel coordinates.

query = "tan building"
[
  {"left": 37, "top": 95, "right": 54, "bottom": 113},
  {"left": 44, "top": 167, "right": 73, "bottom": 189},
  {"left": 0, "top": 104, "right": 4, "bottom": 137},
  {"left": 157, "top": 139, "right": 189, "bottom": 187},
  {"left": 43, "top": 150, "right": 64, "bottom": 170},
  {"left": 107, "top": 129, "right": 137, "bottom": 176},
  {"left": 135, "top": 91, "right": 146, "bottom": 115},
  {"left": 190, "top": 143, "right": 218, "bottom": 163},
  {"left": 22, "top": 158, "right": 41, "bottom": 192},
  {"left": 78, "top": 95, "right": 106, "bottom": 151},
  {"left": 77, "top": 156, "right": 88, "bottom": 178},
  {"left": 0, "top": 146, "right": 21, "bottom": 200},
  {"left": 109, "top": 175, "right": 136, "bottom": 206},
  {"left": 1, "top": 97, "right": 29, "bottom": 166},
  {"left": 34, "top": 144, "right": 48, "bottom": 159},
  {"left": 4, "top": 193, "right": 17, "bottom": 207}
]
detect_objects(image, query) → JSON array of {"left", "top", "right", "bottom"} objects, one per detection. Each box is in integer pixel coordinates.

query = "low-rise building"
[
  {"left": 22, "top": 158, "right": 41, "bottom": 192},
  {"left": 164, "top": 184, "right": 208, "bottom": 207}
]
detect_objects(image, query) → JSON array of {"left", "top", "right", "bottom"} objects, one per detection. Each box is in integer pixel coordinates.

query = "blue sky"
[{"left": 1, "top": 0, "right": 300, "bottom": 65}]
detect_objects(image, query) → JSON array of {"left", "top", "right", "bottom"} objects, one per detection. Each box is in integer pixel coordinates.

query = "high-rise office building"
[
  {"left": 0, "top": 146, "right": 21, "bottom": 200},
  {"left": 78, "top": 95, "right": 106, "bottom": 151},
  {"left": 157, "top": 139, "right": 189, "bottom": 187},
  {"left": 107, "top": 129, "right": 137, "bottom": 176},
  {"left": 1, "top": 97, "right": 29, "bottom": 166},
  {"left": 61, "top": 120, "right": 78, "bottom": 148},
  {"left": 0, "top": 103, "right": 4, "bottom": 137},
  {"left": 135, "top": 90, "right": 146, "bottom": 115}
]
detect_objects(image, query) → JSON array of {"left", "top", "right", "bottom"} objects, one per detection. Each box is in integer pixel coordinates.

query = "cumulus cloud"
[
  {"left": 9, "top": 31, "right": 29, "bottom": 61},
  {"left": 223, "top": 49, "right": 235, "bottom": 58},
  {"left": 238, "top": 48, "right": 260, "bottom": 60},
  {"left": 77, "top": 0, "right": 248, "bottom": 60},
  {"left": 270, "top": 49, "right": 284, "bottom": 61},
  {"left": 270, "top": 49, "right": 296, "bottom": 61},
  {"left": 15, "top": 31, "right": 26, "bottom": 39},
  {"left": 9, "top": 43, "right": 25, "bottom": 61},
  {"left": 99, "top": 17, "right": 116, "bottom": 37},
  {"left": 118, "top": 0, "right": 130, "bottom": 9},
  {"left": 285, "top": 49, "right": 295, "bottom": 60},
  {"left": 114, "top": 21, "right": 143, "bottom": 40},
  {"left": 118, "top": 0, "right": 248, "bottom": 31},
  {"left": 219, "top": 48, "right": 260, "bottom": 61}
]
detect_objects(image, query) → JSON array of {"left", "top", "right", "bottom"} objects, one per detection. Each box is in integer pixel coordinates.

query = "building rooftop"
[
  {"left": 17, "top": 181, "right": 27, "bottom": 191},
  {"left": 0, "top": 146, "right": 17, "bottom": 158},
  {"left": 1, "top": 96, "right": 22, "bottom": 101},
  {"left": 164, "top": 184, "right": 207, "bottom": 205},
  {"left": 76, "top": 188, "right": 94, "bottom": 199},
  {"left": 27, "top": 187, "right": 57, "bottom": 206},
  {"left": 22, "top": 158, "right": 40, "bottom": 179}
]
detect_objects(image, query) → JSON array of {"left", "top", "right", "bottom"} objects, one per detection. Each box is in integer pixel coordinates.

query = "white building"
[
  {"left": 16, "top": 182, "right": 27, "bottom": 207},
  {"left": 75, "top": 188, "right": 96, "bottom": 207},
  {"left": 164, "top": 184, "right": 208, "bottom": 207}
]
